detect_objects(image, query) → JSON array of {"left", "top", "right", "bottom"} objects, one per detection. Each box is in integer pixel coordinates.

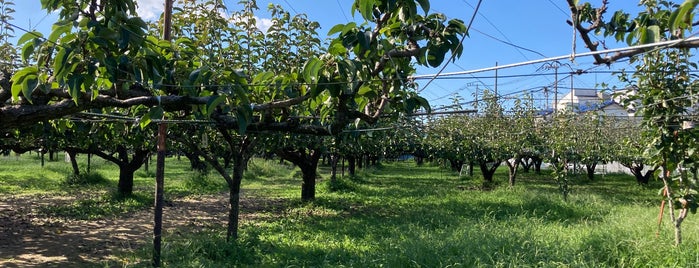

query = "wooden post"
[{"left": 153, "top": 0, "right": 173, "bottom": 267}]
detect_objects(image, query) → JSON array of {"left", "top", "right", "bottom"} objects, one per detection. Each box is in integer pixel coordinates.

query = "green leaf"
[
  {"left": 139, "top": 112, "right": 152, "bottom": 129},
  {"left": 189, "top": 68, "right": 202, "bottom": 84},
  {"left": 426, "top": 46, "right": 446, "bottom": 67},
  {"left": 48, "top": 22, "right": 72, "bottom": 43},
  {"left": 17, "top": 31, "right": 42, "bottom": 46},
  {"left": 342, "top": 22, "right": 357, "bottom": 34},
  {"left": 328, "top": 41, "right": 347, "bottom": 55},
  {"left": 643, "top": 25, "right": 660, "bottom": 44},
  {"left": 21, "top": 74, "right": 38, "bottom": 103},
  {"left": 252, "top": 71, "right": 274, "bottom": 85},
  {"left": 328, "top": 23, "right": 345, "bottom": 36},
  {"left": 359, "top": 0, "right": 375, "bottom": 21},
  {"left": 20, "top": 42, "right": 35, "bottom": 62},
  {"left": 413, "top": 95, "right": 431, "bottom": 112},
  {"left": 53, "top": 47, "right": 72, "bottom": 79},
  {"left": 358, "top": 85, "right": 372, "bottom": 95},
  {"left": 67, "top": 74, "right": 84, "bottom": 103},
  {"left": 140, "top": 106, "right": 164, "bottom": 129},
  {"left": 205, "top": 95, "right": 226, "bottom": 117},
  {"left": 358, "top": 31, "right": 371, "bottom": 49},
  {"left": 10, "top": 66, "right": 38, "bottom": 101},
  {"left": 671, "top": 0, "right": 699, "bottom": 30},
  {"left": 236, "top": 106, "right": 252, "bottom": 134},
  {"left": 416, "top": 0, "right": 430, "bottom": 15},
  {"left": 303, "top": 57, "right": 323, "bottom": 86}
]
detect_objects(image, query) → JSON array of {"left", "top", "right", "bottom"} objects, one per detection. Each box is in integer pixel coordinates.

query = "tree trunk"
[
  {"left": 182, "top": 151, "right": 207, "bottom": 172},
  {"left": 449, "top": 159, "right": 464, "bottom": 172},
  {"left": 533, "top": 157, "right": 543, "bottom": 173},
  {"left": 624, "top": 163, "right": 655, "bottom": 185},
  {"left": 227, "top": 155, "right": 246, "bottom": 241},
  {"left": 520, "top": 157, "right": 532, "bottom": 173},
  {"left": 341, "top": 157, "right": 345, "bottom": 177},
  {"left": 300, "top": 165, "right": 317, "bottom": 201},
  {"left": 144, "top": 153, "right": 150, "bottom": 173},
  {"left": 118, "top": 166, "right": 137, "bottom": 196},
  {"left": 505, "top": 158, "right": 520, "bottom": 187},
  {"left": 330, "top": 153, "right": 339, "bottom": 184},
  {"left": 348, "top": 156, "right": 356, "bottom": 176},
  {"left": 116, "top": 149, "right": 149, "bottom": 196},
  {"left": 277, "top": 149, "right": 321, "bottom": 201},
  {"left": 585, "top": 162, "right": 597, "bottom": 180},
  {"left": 479, "top": 160, "right": 501, "bottom": 182},
  {"left": 415, "top": 157, "right": 424, "bottom": 166},
  {"left": 66, "top": 149, "right": 80, "bottom": 176}
]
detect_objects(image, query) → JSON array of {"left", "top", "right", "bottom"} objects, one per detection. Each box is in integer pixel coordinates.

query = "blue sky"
[{"left": 8, "top": 0, "right": 645, "bottom": 110}]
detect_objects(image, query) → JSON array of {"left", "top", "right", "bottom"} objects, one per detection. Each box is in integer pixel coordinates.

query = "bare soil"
[{"left": 0, "top": 192, "right": 285, "bottom": 267}]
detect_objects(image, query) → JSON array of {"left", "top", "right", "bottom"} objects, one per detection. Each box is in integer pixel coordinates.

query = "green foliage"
[
  {"left": 0, "top": 0, "right": 16, "bottom": 71},
  {"left": 12, "top": 0, "right": 152, "bottom": 103},
  {"left": 244, "top": 158, "right": 295, "bottom": 181},
  {"left": 580, "top": 0, "right": 699, "bottom": 245},
  {"left": 4, "top": 155, "right": 699, "bottom": 266},
  {"left": 106, "top": 161, "right": 697, "bottom": 267},
  {"left": 325, "top": 176, "right": 358, "bottom": 192},
  {"left": 38, "top": 191, "right": 151, "bottom": 220},
  {"left": 153, "top": 229, "right": 263, "bottom": 267},
  {"left": 63, "top": 170, "right": 108, "bottom": 186}
]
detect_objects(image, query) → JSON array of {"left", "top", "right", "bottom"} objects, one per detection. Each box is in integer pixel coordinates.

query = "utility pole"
[
  {"left": 494, "top": 62, "right": 498, "bottom": 102},
  {"left": 554, "top": 65, "right": 558, "bottom": 112},
  {"left": 153, "top": 0, "right": 173, "bottom": 266},
  {"left": 570, "top": 72, "right": 574, "bottom": 112},
  {"left": 541, "top": 62, "right": 560, "bottom": 112}
]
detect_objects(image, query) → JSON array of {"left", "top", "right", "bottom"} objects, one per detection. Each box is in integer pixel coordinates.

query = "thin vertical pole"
[
  {"left": 570, "top": 72, "right": 574, "bottom": 111},
  {"left": 153, "top": 0, "right": 173, "bottom": 267},
  {"left": 494, "top": 62, "right": 498, "bottom": 102},
  {"left": 554, "top": 65, "right": 558, "bottom": 112},
  {"left": 153, "top": 123, "right": 166, "bottom": 267}
]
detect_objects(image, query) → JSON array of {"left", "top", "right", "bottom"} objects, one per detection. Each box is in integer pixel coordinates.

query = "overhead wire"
[
  {"left": 418, "top": 0, "right": 483, "bottom": 93},
  {"left": 411, "top": 35, "right": 699, "bottom": 79},
  {"left": 3, "top": 3, "right": 697, "bottom": 118},
  {"left": 280, "top": 0, "right": 299, "bottom": 15},
  {"left": 335, "top": 0, "right": 350, "bottom": 22},
  {"left": 2, "top": 11, "right": 684, "bottom": 91}
]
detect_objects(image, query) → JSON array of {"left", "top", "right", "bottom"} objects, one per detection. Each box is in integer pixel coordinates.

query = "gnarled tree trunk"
[
  {"left": 479, "top": 160, "right": 501, "bottom": 183},
  {"left": 277, "top": 148, "right": 322, "bottom": 201},
  {"left": 505, "top": 157, "right": 521, "bottom": 186},
  {"left": 622, "top": 162, "right": 657, "bottom": 185}
]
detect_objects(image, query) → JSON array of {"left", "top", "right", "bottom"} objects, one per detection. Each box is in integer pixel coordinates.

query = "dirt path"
[{"left": 0, "top": 193, "right": 244, "bottom": 267}]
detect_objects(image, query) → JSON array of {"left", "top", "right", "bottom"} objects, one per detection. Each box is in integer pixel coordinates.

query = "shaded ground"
[{"left": 0, "top": 192, "right": 286, "bottom": 267}]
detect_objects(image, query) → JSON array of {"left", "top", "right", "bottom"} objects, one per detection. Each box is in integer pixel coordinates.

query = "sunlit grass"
[{"left": 3, "top": 155, "right": 699, "bottom": 267}]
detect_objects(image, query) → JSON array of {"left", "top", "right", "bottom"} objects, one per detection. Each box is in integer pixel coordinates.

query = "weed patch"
[{"left": 37, "top": 192, "right": 152, "bottom": 220}]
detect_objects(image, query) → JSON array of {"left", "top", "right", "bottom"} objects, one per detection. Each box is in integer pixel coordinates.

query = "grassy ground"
[{"left": 2, "top": 153, "right": 699, "bottom": 267}]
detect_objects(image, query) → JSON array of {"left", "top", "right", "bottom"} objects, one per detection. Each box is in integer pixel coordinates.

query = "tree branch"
[
  {"left": 567, "top": 0, "right": 607, "bottom": 64},
  {"left": 1, "top": 89, "right": 311, "bottom": 130}
]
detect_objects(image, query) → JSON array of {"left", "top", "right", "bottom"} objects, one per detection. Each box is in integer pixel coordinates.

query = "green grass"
[
  {"left": 0, "top": 153, "right": 227, "bottom": 219},
  {"left": 3, "top": 155, "right": 699, "bottom": 267}
]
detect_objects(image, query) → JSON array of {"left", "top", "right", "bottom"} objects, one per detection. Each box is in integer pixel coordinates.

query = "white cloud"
[
  {"left": 133, "top": 1, "right": 273, "bottom": 33},
  {"left": 256, "top": 18, "right": 273, "bottom": 33},
  {"left": 136, "top": 0, "right": 164, "bottom": 20}
]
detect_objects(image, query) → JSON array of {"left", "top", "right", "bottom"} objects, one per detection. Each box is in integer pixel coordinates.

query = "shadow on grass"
[
  {"left": 0, "top": 174, "right": 60, "bottom": 194},
  {"left": 37, "top": 191, "right": 152, "bottom": 220}
]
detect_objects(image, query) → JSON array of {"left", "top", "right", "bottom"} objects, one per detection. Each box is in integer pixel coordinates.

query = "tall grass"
[
  {"left": 3, "top": 155, "right": 699, "bottom": 267},
  {"left": 118, "top": 161, "right": 699, "bottom": 267}
]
